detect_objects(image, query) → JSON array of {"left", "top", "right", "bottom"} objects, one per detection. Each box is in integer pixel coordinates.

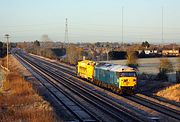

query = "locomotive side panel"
[
  {"left": 77, "top": 60, "right": 95, "bottom": 80},
  {"left": 94, "top": 67, "right": 119, "bottom": 87}
]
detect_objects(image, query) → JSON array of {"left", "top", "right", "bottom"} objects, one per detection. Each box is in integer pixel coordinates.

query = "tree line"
[
  {"left": 0, "top": 41, "right": 7, "bottom": 58},
  {"left": 17, "top": 40, "right": 180, "bottom": 82}
]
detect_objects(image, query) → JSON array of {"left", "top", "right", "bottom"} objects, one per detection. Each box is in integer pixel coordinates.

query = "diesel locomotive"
[{"left": 77, "top": 60, "right": 137, "bottom": 94}]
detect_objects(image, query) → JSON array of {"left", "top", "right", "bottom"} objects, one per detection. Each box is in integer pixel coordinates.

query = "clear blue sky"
[{"left": 0, "top": 0, "right": 180, "bottom": 44}]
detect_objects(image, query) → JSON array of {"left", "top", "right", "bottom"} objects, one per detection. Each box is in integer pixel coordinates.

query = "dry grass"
[
  {"left": 0, "top": 55, "right": 56, "bottom": 122},
  {"left": 156, "top": 84, "right": 180, "bottom": 102}
]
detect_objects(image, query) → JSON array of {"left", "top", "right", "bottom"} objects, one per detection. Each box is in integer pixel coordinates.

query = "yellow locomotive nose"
[{"left": 120, "top": 77, "right": 136, "bottom": 87}]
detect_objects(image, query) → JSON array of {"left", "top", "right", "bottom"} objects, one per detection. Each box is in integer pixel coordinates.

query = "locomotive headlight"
[{"left": 124, "top": 79, "right": 128, "bottom": 82}]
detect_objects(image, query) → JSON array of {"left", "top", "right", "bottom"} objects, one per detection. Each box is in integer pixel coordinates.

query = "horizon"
[
  {"left": 0, "top": 0, "right": 180, "bottom": 44},
  {"left": 15, "top": 40, "right": 180, "bottom": 46}
]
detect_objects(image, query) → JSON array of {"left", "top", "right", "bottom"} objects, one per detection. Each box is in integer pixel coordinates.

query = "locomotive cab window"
[{"left": 117, "top": 72, "right": 136, "bottom": 77}]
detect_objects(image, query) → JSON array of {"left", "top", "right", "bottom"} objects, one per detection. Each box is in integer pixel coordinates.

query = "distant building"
[
  {"left": 144, "top": 49, "right": 158, "bottom": 55},
  {"left": 162, "top": 48, "right": 180, "bottom": 56},
  {"left": 138, "top": 47, "right": 158, "bottom": 55}
]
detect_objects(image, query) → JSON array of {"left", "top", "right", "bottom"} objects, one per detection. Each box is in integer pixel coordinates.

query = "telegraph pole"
[
  {"left": 162, "top": 7, "right": 163, "bottom": 43},
  {"left": 4, "top": 34, "right": 9, "bottom": 70},
  {"left": 122, "top": 7, "right": 124, "bottom": 46},
  {"left": 106, "top": 49, "right": 109, "bottom": 61},
  {"left": 65, "top": 18, "right": 68, "bottom": 47},
  {"left": 122, "top": 7, "right": 124, "bottom": 50}
]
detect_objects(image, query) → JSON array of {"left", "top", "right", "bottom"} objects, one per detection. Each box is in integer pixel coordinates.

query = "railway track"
[
  {"left": 24, "top": 53, "right": 180, "bottom": 121},
  {"left": 15, "top": 52, "right": 145, "bottom": 122},
  {"left": 29, "top": 54, "right": 75, "bottom": 71},
  {"left": 15, "top": 54, "right": 99, "bottom": 122},
  {"left": 145, "top": 94, "right": 180, "bottom": 108},
  {"left": 125, "top": 95, "right": 180, "bottom": 120}
]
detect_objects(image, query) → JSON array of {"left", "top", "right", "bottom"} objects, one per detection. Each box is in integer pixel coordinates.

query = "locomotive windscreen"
[{"left": 118, "top": 72, "right": 136, "bottom": 77}]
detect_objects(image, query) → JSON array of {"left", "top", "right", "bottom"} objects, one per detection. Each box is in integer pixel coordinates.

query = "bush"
[
  {"left": 64, "top": 45, "right": 83, "bottom": 65},
  {"left": 177, "top": 57, "right": 180, "bottom": 72},
  {"left": 156, "top": 84, "right": 180, "bottom": 102},
  {"left": 0, "top": 56, "right": 56, "bottom": 121},
  {"left": 109, "top": 51, "right": 127, "bottom": 60},
  {"left": 156, "top": 71, "right": 168, "bottom": 80},
  {"left": 159, "top": 58, "right": 173, "bottom": 73},
  {"left": 138, "top": 72, "right": 155, "bottom": 80},
  {"left": 126, "top": 51, "right": 138, "bottom": 69},
  {"left": 156, "top": 58, "right": 173, "bottom": 81}
]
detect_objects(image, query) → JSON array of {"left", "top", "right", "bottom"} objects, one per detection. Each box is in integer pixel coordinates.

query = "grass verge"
[
  {"left": 156, "top": 83, "right": 180, "bottom": 102},
  {"left": 0, "top": 55, "right": 57, "bottom": 122}
]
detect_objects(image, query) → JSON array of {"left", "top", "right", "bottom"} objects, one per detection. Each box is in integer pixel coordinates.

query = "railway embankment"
[
  {"left": 0, "top": 55, "right": 57, "bottom": 121},
  {"left": 0, "top": 69, "right": 5, "bottom": 96},
  {"left": 156, "top": 84, "right": 180, "bottom": 102}
]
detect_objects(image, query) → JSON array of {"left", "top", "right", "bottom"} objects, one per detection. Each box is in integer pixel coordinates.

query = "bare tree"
[
  {"left": 65, "top": 45, "right": 83, "bottom": 65},
  {"left": 159, "top": 58, "right": 173, "bottom": 73},
  {"left": 177, "top": 57, "right": 180, "bottom": 71},
  {"left": 157, "top": 58, "right": 173, "bottom": 80},
  {"left": 141, "top": 41, "right": 150, "bottom": 48},
  {"left": 176, "top": 57, "right": 180, "bottom": 83},
  {"left": 126, "top": 50, "right": 138, "bottom": 68}
]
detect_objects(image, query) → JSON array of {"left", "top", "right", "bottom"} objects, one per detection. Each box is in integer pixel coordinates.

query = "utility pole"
[
  {"left": 162, "top": 7, "right": 164, "bottom": 45},
  {"left": 106, "top": 49, "right": 109, "bottom": 61},
  {"left": 65, "top": 18, "right": 68, "bottom": 47},
  {"left": 4, "top": 34, "right": 9, "bottom": 70},
  {"left": 122, "top": 6, "right": 124, "bottom": 49}
]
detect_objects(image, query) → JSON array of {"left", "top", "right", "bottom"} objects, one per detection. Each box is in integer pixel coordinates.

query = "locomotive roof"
[
  {"left": 95, "top": 63, "right": 135, "bottom": 72},
  {"left": 80, "top": 60, "right": 94, "bottom": 63},
  {"left": 78, "top": 60, "right": 95, "bottom": 65}
]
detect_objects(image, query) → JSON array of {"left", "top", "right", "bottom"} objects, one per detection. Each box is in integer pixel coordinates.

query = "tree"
[
  {"left": 0, "top": 41, "right": 6, "bottom": 58},
  {"left": 141, "top": 41, "right": 150, "bottom": 48},
  {"left": 0, "top": 41, "right": 3, "bottom": 48},
  {"left": 159, "top": 58, "right": 173, "bottom": 73},
  {"left": 95, "top": 42, "right": 101, "bottom": 47},
  {"left": 17, "top": 42, "right": 28, "bottom": 49},
  {"left": 33, "top": 40, "right": 40, "bottom": 47},
  {"left": 126, "top": 50, "right": 138, "bottom": 69},
  {"left": 65, "top": 45, "right": 83, "bottom": 65},
  {"left": 109, "top": 51, "right": 127, "bottom": 60},
  {"left": 156, "top": 58, "right": 173, "bottom": 80},
  {"left": 176, "top": 57, "right": 180, "bottom": 83},
  {"left": 177, "top": 57, "right": 180, "bottom": 71},
  {"left": 29, "top": 40, "right": 40, "bottom": 55}
]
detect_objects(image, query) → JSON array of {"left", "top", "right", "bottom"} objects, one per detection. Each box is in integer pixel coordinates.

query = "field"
[{"left": 102, "top": 57, "right": 179, "bottom": 82}]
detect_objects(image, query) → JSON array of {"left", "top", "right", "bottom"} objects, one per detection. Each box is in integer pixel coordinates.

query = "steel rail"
[
  {"left": 125, "top": 95, "right": 180, "bottom": 121},
  {"left": 15, "top": 54, "right": 100, "bottom": 122},
  {"left": 17, "top": 53, "right": 145, "bottom": 122},
  {"left": 29, "top": 53, "right": 180, "bottom": 115}
]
